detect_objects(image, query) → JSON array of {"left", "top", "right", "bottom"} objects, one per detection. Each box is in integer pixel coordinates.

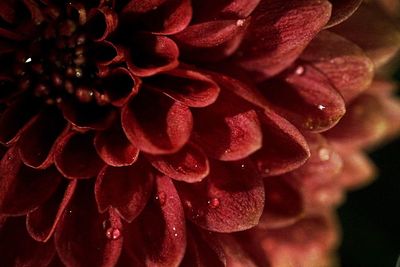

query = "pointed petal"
[
  {"left": 124, "top": 175, "right": 186, "bottom": 267},
  {"left": 121, "top": 89, "right": 193, "bottom": 155},
  {"left": 176, "top": 160, "right": 264, "bottom": 233},
  {"left": 94, "top": 122, "right": 139, "bottom": 167},
  {"left": 259, "top": 64, "right": 346, "bottom": 132},
  {"left": 146, "top": 142, "right": 209, "bottom": 183},
  {"left": 301, "top": 30, "right": 374, "bottom": 102},
  {"left": 234, "top": 0, "right": 332, "bottom": 79},
  {"left": 27, "top": 179, "right": 77, "bottom": 242},
  {"left": 192, "top": 90, "right": 262, "bottom": 161},
  {"left": 0, "top": 217, "right": 55, "bottom": 266},
  {"left": 18, "top": 107, "right": 67, "bottom": 169},
  {"left": 95, "top": 158, "right": 154, "bottom": 222},
  {"left": 55, "top": 181, "right": 123, "bottom": 267},
  {"left": 0, "top": 147, "right": 62, "bottom": 216},
  {"left": 146, "top": 68, "right": 220, "bottom": 108},
  {"left": 55, "top": 132, "right": 105, "bottom": 179}
]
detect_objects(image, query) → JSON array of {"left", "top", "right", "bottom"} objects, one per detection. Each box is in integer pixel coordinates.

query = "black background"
[{"left": 339, "top": 70, "right": 400, "bottom": 267}]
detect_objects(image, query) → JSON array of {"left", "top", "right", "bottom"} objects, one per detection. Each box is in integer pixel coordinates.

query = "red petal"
[
  {"left": 325, "top": 0, "right": 362, "bottom": 27},
  {"left": 234, "top": 0, "right": 332, "bottom": 79},
  {"left": 332, "top": 3, "right": 400, "bottom": 67},
  {"left": 176, "top": 160, "right": 264, "bottom": 232},
  {"left": 259, "top": 64, "right": 346, "bottom": 132},
  {"left": 300, "top": 30, "right": 374, "bottom": 102},
  {"left": 259, "top": 176, "right": 303, "bottom": 229},
  {"left": 55, "top": 181, "right": 123, "bottom": 267},
  {"left": 0, "top": 217, "right": 55, "bottom": 266},
  {"left": 55, "top": 132, "right": 105, "bottom": 179},
  {"left": 338, "top": 150, "right": 376, "bottom": 190},
  {"left": 122, "top": 0, "right": 192, "bottom": 35},
  {"left": 146, "top": 142, "right": 209, "bottom": 183},
  {"left": 192, "top": 90, "right": 262, "bottom": 161},
  {"left": 90, "top": 41, "right": 125, "bottom": 66},
  {"left": 59, "top": 97, "right": 116, "bottom": 130},
  {"left": 0, "top": 96, "right": 41, "bottom": 145},
  {"left": 121, "top": 89, "right": 193, "bottom": 155},
  {"left": 94, "top": 122, "right": 139, "bottom": 167},
  {"left": 101, "top": 67, "right": 140, "bottom": 107},
  {"left": 125, "top": 34, "right": 179, "bottom": 77},
  {"left": 26, "top": 179, "right": 77, "bottom": 242},
  {"left": 86, "top": 7, "right": 118, "bottom": 41},
  {"left": 146, "top": 68, "right": 220, "bottom": 107},
  {"left": 0, "top": 147, "right": 62, "bottom": 215},
  {"left": 124, "top": 175, "right": 186, "bottom": 267},
  {"left": 324, "top": 94, "right": 388, "bottom": 149},
  {"left": 251, "top": 109, "right": 310, "bottom": 176},
  {"left": 18, "top": 108, "right": 67, "bottom": 169},
  {"left": 192, "top": 0, "right": 260, "bottom": 21},
  {"left": 95, "top": 158, "right": 154, "bottom": 222}
]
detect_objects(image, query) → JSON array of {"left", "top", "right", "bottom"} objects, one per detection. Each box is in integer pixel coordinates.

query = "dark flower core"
[{"left": 8, "top": 2, "right": 115, "bottom": 106}]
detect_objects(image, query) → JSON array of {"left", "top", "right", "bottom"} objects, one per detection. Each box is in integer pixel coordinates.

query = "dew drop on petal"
[
  {"left": 317, "top": 104, "right": 326, "bottom": 110},
  {"left": 236, "top": 19, "right": 245, "bottom": 26},
  {"left": 295, "top": 65, "right": 305, "bottom": 75},
  {"left": 207, "top": 198, "right": 220, "bottom": 209},
  {"left": 318, "top": 148, "right": 330, "bottom": 161},
  {"left": 105, "top": 227, "right": 121, "bottom": 240},
  {"left": 155, "top": 191, "right": 166, "bottom": 205}
]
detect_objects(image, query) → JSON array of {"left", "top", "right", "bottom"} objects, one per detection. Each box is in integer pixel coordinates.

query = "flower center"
[{"left": 13, "top": 3, "right": 109, "bottom": 106}]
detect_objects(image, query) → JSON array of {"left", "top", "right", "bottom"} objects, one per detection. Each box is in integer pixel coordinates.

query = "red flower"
[{"left": 0, "top": 0, "right": 399, "bottom": 266}]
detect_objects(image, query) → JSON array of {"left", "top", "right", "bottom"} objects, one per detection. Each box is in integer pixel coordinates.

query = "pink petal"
[
  {"left": 332, "top": 3, "right": 400, "bottom": 67},
  {"left": 86, "top": 7, "right": 118, "bottom": 41},
  {"left": 146, "top": 142, "right": 209, "bottom": 183},
  {"left": 251, "top": 109, "right": 310, "bottom": 176},
  {"left": 101, "top": 67, "right": 140, "bottom": 107},
  {"left": 95, "top": 158, "right": 154, "bottom": 222},
  {"left": 146, "top": 68, "right": 220, "bottom": 108},
  {"left": 26, "top": 179, "right": 77, "bottom": 242},
  {"left": 0, "top": 217, "right": 55, "bottom": 266},
  {"left": 18, "top": 108, "right": 67, "bottom": 169},
  {"left": 192, "top": 90, "right": 262, "bottom": 161},
  {"left": 259, "top": 177, "right": 303, "bottom": 229},
  {"left": 94, "top": 122, "right": 139, "bottom": 167},
  {"left": 176, "top": 160, "right": 264, "bottom": 233},
  {"left": 124, "top": 175, "right": 186, "bottom": 267},
  {"left": 0, "top": 147, "right": 62, "bottom": 215},
  {"left": 121, "top": 89, "right": 193, "bottom": 155},
  {"left": 55, "top": 132, "right": 105, "bottom": 179},
  {"left": 55, "top": 181, "right": 123, "bottom": 267},
  {"left": 259, "top": 64, "right": 346, "bottom": 132},
  {"left": 300, "top": 30, "right": 374, "bottom": 102},
  {"left": 234, "top": 0, "right": 332, "bottom": 79},
  {"left": 325, "top": 0, "right": 362, "bottom": 27},
  {"left": 125, "top": 34, "right": 179, "bottom": 77},
  {"left": 0, "top": 96, "right": 41, "bottom": 145},
  {"left": 121, "top": 0, "right": 192, "bottom": 35}
]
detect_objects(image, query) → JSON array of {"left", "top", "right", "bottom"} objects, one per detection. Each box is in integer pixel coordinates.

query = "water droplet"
[
  {"left": 240, "top": 164, "right": 246, "bottom": 169},
  {"left": 295, "top": 66, "right": 305, "bottom": 75},
  {"left": 194, "top": 164, "right": 199, "bottom": 168},
  {"left": 207, "top": 198, "right": 220, "bottom": 209},
  {"left": 7, "top": 156, "right": 13, "bottom": 161},
  {"left": 174, "top": 233, "right": 178, "bottom": 237},
  {"left": 236, "top": 19, "right": 245, "bottom": 26},
  {"left": 317, "top": 104, "right": 325, "bottom": 110},
  {"left": 263, "top": 168, "right": 270, "bottom": 175},
  {"left": 25, "top": 57, "right": 32, "bottom": 63},
  {"left": 106, "top": 227, "right": 121, "bottom": 240},
  {"left": 318, "top": 148, "right": 330, "bottom": 161},
  {"left": 155, "top": 191, "right": 166, "bottom": 205}
]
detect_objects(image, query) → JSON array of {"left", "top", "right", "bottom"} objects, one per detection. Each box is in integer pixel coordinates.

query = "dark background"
[{"left": 339, "top": 70, "right": 400, "bottom": 267}]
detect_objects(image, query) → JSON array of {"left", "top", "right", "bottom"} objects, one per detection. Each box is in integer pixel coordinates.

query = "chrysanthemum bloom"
[{"left": 0, "top": 0, "right": 399, "bottom": 266}]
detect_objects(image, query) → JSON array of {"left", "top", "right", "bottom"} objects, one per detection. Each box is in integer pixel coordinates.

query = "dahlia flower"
[{"left": 0, "top": 0, "right": 399, "bottom": 266}]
